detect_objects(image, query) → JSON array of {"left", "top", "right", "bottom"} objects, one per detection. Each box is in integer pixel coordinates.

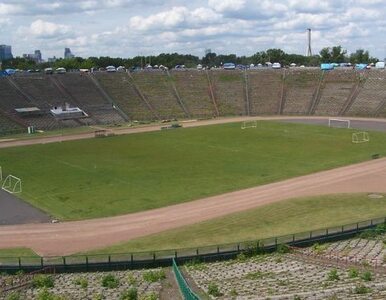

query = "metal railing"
[
  {"left": 172, "top": 258, "right": 200, "bottom": 300},
  {"left": 0, "top": 216, "right": 385, "bottom": 273}
]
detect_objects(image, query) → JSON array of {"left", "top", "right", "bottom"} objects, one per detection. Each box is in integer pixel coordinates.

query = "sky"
[{"left": 1, "top": 0, "right": 386, "bottom": 60}]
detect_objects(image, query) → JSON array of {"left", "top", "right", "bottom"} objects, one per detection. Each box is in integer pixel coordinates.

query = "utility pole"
[{"left": 307, "top": 28, "right": 312, "bottom": 57}]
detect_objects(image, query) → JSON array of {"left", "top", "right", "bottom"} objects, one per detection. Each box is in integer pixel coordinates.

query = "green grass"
[
  {"left": 86, "top": 193, "right": 386, "bottom": 254},
  {"left": 0, "top": 248, "right": 38, "bottom": 257},
  {"left": 0, "top": 121, "right": 385, "bottom": 220}
]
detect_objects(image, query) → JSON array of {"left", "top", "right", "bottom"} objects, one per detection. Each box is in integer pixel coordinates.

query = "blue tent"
[
  {"left": 5, "top": 68, "right": 16, "bottom": 75},
  {"left": 355, "top": 64, "right": 367, "bottom": 70},
  {"left": 0, "top": 70, "right": 8, "bottom": 77},
  {"left": 320, "top": 63, "right": 334, "bottom": 70}
]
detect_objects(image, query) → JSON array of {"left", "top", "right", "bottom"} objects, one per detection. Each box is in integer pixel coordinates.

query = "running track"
[{"left": 1, "top": 116, "right": 386, "bottom": 256}]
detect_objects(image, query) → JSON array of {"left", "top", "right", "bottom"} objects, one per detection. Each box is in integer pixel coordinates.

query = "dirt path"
[
  {"left": 1, "top": 157, "right": 386, "bottom": 256},
  {"left": 1, "top": 115, "right": 386, "bottom": 256}
]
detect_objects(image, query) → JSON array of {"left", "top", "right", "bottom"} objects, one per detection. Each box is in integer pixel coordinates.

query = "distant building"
[
  {"left": 34, "top": 50, "right": 42, "bottom": 63},
  {"left": 0, "top": 45, "right": 13, "bottom": 61},
  {"left": 23, "top": 50, "right": 42, "bottom": 63},
  {"left": 48, "top": 56, "right": 57, "bottom": 63},
  {"left": 64, "top": 48, "right": 74, "bottom": 59}
]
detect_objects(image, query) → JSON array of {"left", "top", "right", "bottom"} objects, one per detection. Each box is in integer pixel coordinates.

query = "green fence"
[
  {"left": 0, "top": 216, "right": 385, "bottom": 273},
  {"left": 172, "top": 258, "right": 200, "bottom": 300}
]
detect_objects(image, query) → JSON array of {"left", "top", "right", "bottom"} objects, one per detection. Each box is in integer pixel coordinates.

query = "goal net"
[
  {"left": 352, "top": 131, "right": 369, "bottom": 143},
  {"left": 2, "top": 175, "right": 22, "bottom": 193},
  {"left": 241, "top": 120, "right": 257, "bottom": 129},
  {"left": 328, "top": 118, "right": 350, "bottom": 128}
]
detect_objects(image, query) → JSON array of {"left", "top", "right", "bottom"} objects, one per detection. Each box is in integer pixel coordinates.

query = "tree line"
[{"left": 0, "top": 46, "right": 380, "bottom": 70}]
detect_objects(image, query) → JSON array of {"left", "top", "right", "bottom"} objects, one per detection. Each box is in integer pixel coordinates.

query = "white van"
[
  {"left": 106, "top": 66, "right": 116, "bottom": 72},
  {"left": 375, "top": 61, "right": 385, "bottom": 69},
  {"left": 272, "top": 62, "right": 281, "bottom": 69}
]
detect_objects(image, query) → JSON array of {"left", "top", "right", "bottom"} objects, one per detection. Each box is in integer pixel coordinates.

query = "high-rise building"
[
  {"left": 22, "top": 50, "right": 42, "bottom": 63},
  {"left": 0, "top": 45, "right": 13, "bottom": 61},
  {"left": 34, "top": 50, "right": 42, "bottom": 63},
  {"left": 64, "top": 48, "right": 74, "bottom": 59}
]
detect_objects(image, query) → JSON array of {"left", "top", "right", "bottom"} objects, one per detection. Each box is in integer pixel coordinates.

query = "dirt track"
[{"left": 1, "top": 116, "right": 386, "bottom": 256}]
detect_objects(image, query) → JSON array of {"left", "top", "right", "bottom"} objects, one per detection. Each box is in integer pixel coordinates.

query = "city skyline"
[{"left": 0, "top": 1, "right": 386, "bottom": 59}]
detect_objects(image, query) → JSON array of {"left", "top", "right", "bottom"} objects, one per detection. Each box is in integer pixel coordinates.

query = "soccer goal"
[
  {"left": 328, "top": 118, "right": 350, "bottom": 128},
  {"left": 352, "top": 131, "right": 369, "bottom": 143},
  {"left": 241, "top": 120, "right": 257, "bottom": 129},
  {"left": 0, "top": 166, "right": 2, "bottom": 182},
  {"left": 2, "top": 175, "right": 22, "bottom": 193}
]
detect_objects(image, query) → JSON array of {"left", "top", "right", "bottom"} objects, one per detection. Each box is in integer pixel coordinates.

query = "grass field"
[
  {"left": 0, "top": 248, "right": 37, "bottom": 257},
  {"left": 87, "top": 193, "right": 386, "bottom": 254},
  {"left": 0, "top": 121, "right": 385, "bottom": 220}
]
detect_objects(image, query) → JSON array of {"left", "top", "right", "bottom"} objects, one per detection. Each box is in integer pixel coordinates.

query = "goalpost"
[
  {"left": 328, "top": 118, "right": 350, "bottom": 129},
  {"left": 241, "top": 120, "right": 257, "bottom": 129},
  {"left": 2, "top": 175, "right": 22, "bottom": 193},
  {"left": 352, "top": 131, "right": 370, "bottom": 143}
]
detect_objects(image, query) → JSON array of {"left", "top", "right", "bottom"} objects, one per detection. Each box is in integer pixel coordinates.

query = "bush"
[
  {"left": 5, "top": 292, "right": 20, "bottom": 300},
  {"left": 236, "top": 253, "right": 248, "bottom": 262},
  {"left": 276, "top": 244, "right": 291, "bottom": 254},
  {"left": 101, "top": 274, "right": 119, "bottom": 289},
  {"left": 229, "top": 288, "right": 238, "bottom": 297},
  {"left": 354, "top": 284, "right": 372, "bottom": 294},
  {"left": 359, "top": 224, "right": 386, "bottom": 239},
  {"left": 185, "top": 259, "right": 207, "bottom": 271},
  {"left": 311, "top": 242, "right": 329, "bottom": 254},
  {"left": 36, "top": 289, "right": 66, "bottom": 300},
  {"left": 207, "top": 282, "right": 222, "bottom": 297},
  {"left": 33, "top": 275, "right": 54, "bottom": 288},
  {"left": 120, "top": 287, "right": 137, "bottom": 300},
  {"left": 143, "top": 269, "right": 166, "bottom": 283},
  {"left": 242, "top": 241, "right": 264, "bottom": 257},
  {"left": 73, "top": 277, "right": 88, "bottom": 288},
  {"left": 327, "top": 269, "right": 339, "bottom": 281},
  {"left": 93, "top": 293, "right": 104, "bottom": 300},
  {"left": 348, "top": 268, "right": 359, "bottom": 278},
  {"left": 127, "top": 273, "right": 137, "bottom": 286},
  {"left": 140, "top": 292, "right": 157, "bottom": 300},
  {"left": 361, "top": 271, "right": 372, "bottom": 281},
  {"left": 245, "top": 270, "right": 272, "bottom": 280}
]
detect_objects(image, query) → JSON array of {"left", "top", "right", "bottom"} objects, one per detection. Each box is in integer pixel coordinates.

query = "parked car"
[{"left": 223, "top": 62, "right": 236, "bottom": 70}]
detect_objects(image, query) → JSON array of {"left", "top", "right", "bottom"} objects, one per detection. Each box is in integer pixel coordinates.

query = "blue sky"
[{"left": 1, "top": 0, "right": 386, "bottom": 60}]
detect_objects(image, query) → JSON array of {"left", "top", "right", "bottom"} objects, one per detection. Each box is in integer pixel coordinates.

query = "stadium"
[{"left": 2, "top": 67, "right": 386, "bottom": 299}]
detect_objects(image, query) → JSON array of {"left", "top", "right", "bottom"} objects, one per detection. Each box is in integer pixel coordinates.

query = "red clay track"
[{"left": 1, "top": 116, "right": 386, "bottom": 256}]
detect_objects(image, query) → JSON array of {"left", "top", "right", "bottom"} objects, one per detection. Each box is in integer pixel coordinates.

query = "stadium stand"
[
  {"left": 0, "top": 77, "right": 36, "bottom": 111},
  {"left": 0, "top": 77, "right": 65, "bottom": 131},
  {"left": 130, "top": 70, "right": 187, "bottom": 120},
  {"left": 12, "top": 74, "right": 68, "bottom": 109},
  {"left": 248, "top": 69, "right": 283, "bottom": 115},
  {"left": 313, "top": 70, "right": 358, "bottom": 116},
  {"left": 283, "top": 68, "right": 322, "bottom": 115},
  {"left": 0, "top": 109, "right": 25, "bottom": 135},
  {"left": 51, "top": 73, "right": 126, "bottom": 125},
  {"left": 170, "top": 70, "right": 216, "bottom": 118},
  {"left": 9, "top": 75, "right": 83, "bottom": 130},
  {"left": 209, "top": 70, "right": 246, "bottom": 116},
  {"left": 348, "top": 70, "right": 386, "bottom": 117},
  {"left": 94, "top": 72, "right": 157, "bottom": 121},
  {"left": 3, "top": 68, "right": 386, "bottom": 135}
]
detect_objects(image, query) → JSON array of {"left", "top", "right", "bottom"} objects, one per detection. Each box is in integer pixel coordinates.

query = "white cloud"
[
  {"left": 128, "top": 6, "right": 222, "bottom": 31},
  {"left": 20, "top": 19, "right": 72, "bottom": 39},
  {"left": 0, "top": 3, "right": 23, "bottom": 15},
  {"left": 1, "top": 0, "right": 386, "bottom": 59}
]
